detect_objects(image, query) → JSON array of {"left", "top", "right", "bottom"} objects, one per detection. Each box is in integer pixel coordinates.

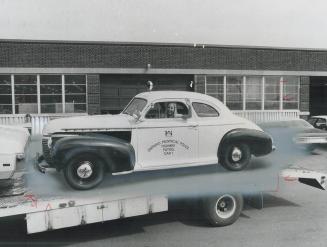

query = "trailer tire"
[
  {"left": 220, "top": 143, "right": 251, "bottom": 171},
  {"left": 203, "top": 194, "right": 243, "bottom": 227},
  {"left": 64, "top": 154, "right": 106, "bottom": 190},
  {"left": 305, "top": 144, "right": 316, "bottom": 153}
]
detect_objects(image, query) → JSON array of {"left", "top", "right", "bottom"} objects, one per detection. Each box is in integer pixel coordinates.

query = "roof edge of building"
[{"left": 0, "top": 38, "right": 327, "bottom": 52}]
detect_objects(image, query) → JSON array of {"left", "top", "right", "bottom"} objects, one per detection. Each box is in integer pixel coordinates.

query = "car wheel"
[
  {"left": 203, "top": 194, "right": 243, "bottom": 227},
  {"left": 64, "top": 154, "right": 105, "bottom": 190},
  {"left": 220, "top": 143, "right": 251, "bottom": 171}
]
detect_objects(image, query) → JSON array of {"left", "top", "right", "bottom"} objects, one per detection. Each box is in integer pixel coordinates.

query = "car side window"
[
  {"left": 316, "top": 118, "right": 326, "bottom": 126},
  {"left": 145, "top": 102, "right": 189, "bottom": 119},
  {"left": 192, "top": 102, "right": 219, "bottom": 117}
]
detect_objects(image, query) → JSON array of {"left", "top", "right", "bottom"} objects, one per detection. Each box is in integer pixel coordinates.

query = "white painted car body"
[
  {"left": 0, "top": 125, "right": 30, "bottom": 179},
  {"left": 43, "top": 91, "right": 264, "bottom": 172}
]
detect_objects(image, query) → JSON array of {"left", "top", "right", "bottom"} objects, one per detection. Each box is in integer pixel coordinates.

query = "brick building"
[{"left": 1, "top": 39, "right": 327, "bottom": 132}]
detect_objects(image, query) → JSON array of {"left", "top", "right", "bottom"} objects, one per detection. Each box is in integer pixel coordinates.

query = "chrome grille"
[{"left": 42, "top": 138, "right": 53, "bottom": 164}]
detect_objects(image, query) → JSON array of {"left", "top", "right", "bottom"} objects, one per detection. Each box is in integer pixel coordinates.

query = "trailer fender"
[
  {"left": 218, "top": 128, "right": 273, "bottom": 158},
  {"left": 52, "top": 135, "right": 135, "bottom": 173}
]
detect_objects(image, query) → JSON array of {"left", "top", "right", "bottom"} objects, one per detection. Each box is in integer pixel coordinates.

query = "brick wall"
[
  {"left": 194, "top": 75, "right": 206, "bottom": 94},
  {"left": 2, "top": 40, "right": 327, "bottom": 71},
  {"left": 299, "top": 76, "right": 310, "bottom": 113}
]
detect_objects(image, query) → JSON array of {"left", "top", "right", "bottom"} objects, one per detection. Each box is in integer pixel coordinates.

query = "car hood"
[
  {"left": 0, "top": 125, "right": 30, "bottom": 155},
  {"left": 43, "top": 114, "right": 133, "bottom": 135}
]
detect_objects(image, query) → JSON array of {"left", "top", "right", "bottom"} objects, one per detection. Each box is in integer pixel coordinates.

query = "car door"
[
  {"left": 192, "top": 101, "right": 223, "bottom": 164},
  {"left": 135, "top": 99, "right": 198, "bottom": 169}
]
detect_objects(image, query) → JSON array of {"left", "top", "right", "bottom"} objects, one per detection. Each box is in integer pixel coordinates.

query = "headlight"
[{"left": 16, "top": 153, "right": 25, "bottom": 160}]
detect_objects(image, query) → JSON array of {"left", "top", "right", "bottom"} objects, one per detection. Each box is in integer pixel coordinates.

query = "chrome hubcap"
[
  {"left": 215, "top": 195, "right": 237, "bottom": 219},
  {"left": 76, "top": 162, "right": 93, "bottom": 179},
  {"left": 231, "top": 147, "right": 242, "bottom": 162}
]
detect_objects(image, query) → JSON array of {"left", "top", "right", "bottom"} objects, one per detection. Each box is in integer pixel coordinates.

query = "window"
[
  {"left": 206, "top": 76, "right": 224, "bottom": 102},
  {"left": 246, "top": 76, "right": 262, "bottom": 110},
  {"left": 315, "top": 118, "right": 326, "bottom": 128},
  {"left": 192, "top": 102, "right": 219, "bottom": 117},
  {"left": 264, "top": 76, "right": 280, "bottom": 110},
  {"left": 40, "top": 75, "right": 62, "bottom": 113},
  {"left": 0, "top": 74, "right": 88, "bottom": 115},
  {"left": 0, "top": 75, "right": 12, "bottom": 114},
  {"left": 307, "top": 118, "right": 317, "bottom": 126},
  {"left": 65, "top": 75, "right": 87, "bottom": 113},
  {"left": 282, "top": 76, "right": 299, "bottom": 109},
  {"left": 201, "top": 74, "right": 300, "bottom": 112},
  {"left": 226, "top": 76, "right": 243, "bottom": 110},
  {"left": 123, "top": 98, "right": 147, "bottom": 116},
  {"left": 145, "top": 102, "right": 188, "bottom": 119},
  {"left": 14, "top": 75, "right": 38, "bottom": 113}
]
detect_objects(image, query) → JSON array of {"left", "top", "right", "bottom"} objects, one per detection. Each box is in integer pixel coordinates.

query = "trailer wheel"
[
  {"left": 305, "top": 144, "right": 316, "bottom": 153},
  {"left": 64, "top": 154, "right": 105, "bottom": 190},
  {"left": 203, "top": 194, "right": 243, "bottom": 227},
  {"left": 220, "top": 143, "right": 251, "bottom": 171}
]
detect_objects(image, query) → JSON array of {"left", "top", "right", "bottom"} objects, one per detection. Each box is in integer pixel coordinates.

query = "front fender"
[
  {"left": 52, "top": 135, "right": 135, "bottom": 173},
  {"left": 218, "top": 128, "right": 273, "bottom": 157}
]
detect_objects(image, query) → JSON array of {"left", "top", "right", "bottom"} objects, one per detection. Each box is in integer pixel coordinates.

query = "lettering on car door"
[{"left": 136, "top": 100, "right": 198, "bottom": 168}]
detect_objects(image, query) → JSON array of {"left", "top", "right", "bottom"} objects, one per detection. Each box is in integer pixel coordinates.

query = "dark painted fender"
[
  {"left": 218, "top": 128, "right": 273, "bottom": 157},
  {"left": 51, "top": 135, "right": 135, "bottom": 173}
]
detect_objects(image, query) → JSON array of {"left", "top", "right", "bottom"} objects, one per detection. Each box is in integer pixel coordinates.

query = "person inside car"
[{"left": 167, "top": 103, "right": 176, "bottom": 118}]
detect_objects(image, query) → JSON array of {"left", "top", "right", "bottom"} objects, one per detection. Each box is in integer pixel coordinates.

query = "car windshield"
[{"left": 122, "top": 98, "right": 147, "bottom": 116}]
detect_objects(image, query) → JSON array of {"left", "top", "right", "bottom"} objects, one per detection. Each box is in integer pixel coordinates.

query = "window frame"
[
  {"left": 64, "top": 74, "right": 87, "bottom": 114},
  {"left": 192, "top": 102, "right": 219, "bottom": 118},
  {"left": 143, "top": 99, "right": 190, "bottom": 120},
  {"left": 122, "top": 97, "right": 148, "bottom": 116},
  {"left": 40, "top": 74, "right": 63, "bottom": 114},
  {"left": 14, "top": 74, "right": 38, "bottom": 114},
  {"left": 0, "top": 75, "right": 13, "bottom": 114},
  {"left": 204, "top": 75, "right": 300, "bottom": 111},
  {"left": 0, "top": 74, "right": 88, "bottom": 115}
]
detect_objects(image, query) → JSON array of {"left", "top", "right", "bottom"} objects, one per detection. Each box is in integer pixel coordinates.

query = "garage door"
[{"left": 100, "top": 74, "right": 194, "bottom": 114}]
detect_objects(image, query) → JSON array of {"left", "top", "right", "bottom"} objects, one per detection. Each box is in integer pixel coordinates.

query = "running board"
[{"left": 281, "top": 168, "right": 327, "bottom": 190}]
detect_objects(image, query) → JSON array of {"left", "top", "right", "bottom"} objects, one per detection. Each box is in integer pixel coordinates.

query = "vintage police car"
[{"left": 41, "top": 91, "right": 273, "bottom": 190}]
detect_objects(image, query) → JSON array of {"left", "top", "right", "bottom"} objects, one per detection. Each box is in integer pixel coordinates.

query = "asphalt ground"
[{"left": 0, "top": 138, "right": 326, "bottom": 246}]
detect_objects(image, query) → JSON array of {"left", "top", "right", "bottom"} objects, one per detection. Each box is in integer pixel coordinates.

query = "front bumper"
[{"left": 35, "top": 152, "right": 56, "bottom": 174}]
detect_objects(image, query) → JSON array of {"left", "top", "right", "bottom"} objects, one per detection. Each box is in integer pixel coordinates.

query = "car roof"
[
  {"left": 311, "top": 115, "right": 327, "bottom": 119},
  {"left": 136, "top": 91, "right": 227, "bottom": 109}
]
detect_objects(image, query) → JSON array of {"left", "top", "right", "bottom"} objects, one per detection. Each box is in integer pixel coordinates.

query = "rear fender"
[{"left": 218, "top": 128, "right": 273, "bottom": 157}]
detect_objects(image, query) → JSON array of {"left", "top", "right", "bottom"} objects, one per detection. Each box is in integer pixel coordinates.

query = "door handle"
[{"left": 188, "top": 124, "right": 199, "bottom": 128}]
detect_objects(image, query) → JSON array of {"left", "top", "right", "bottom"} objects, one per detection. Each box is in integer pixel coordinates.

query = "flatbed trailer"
[{"left": 0, "top": 138, "right": 325, "bottom": 234}]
